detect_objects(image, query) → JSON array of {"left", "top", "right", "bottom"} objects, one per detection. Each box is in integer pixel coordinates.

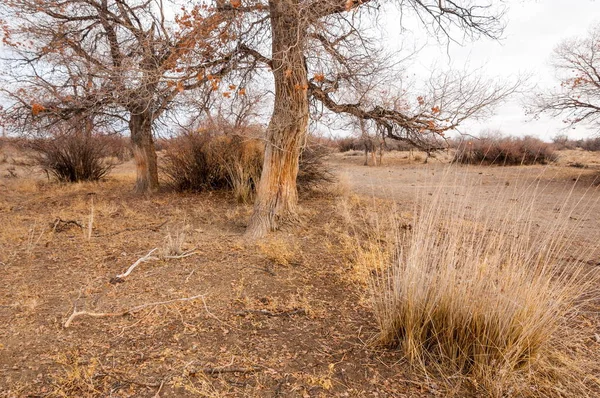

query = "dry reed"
[{"left": 356, "top": 168, "right": 599, "bottom": 396}]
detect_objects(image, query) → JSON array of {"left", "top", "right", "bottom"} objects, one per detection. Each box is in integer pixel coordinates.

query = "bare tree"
[
  {"left": 1, "top": 0, "right": 519, "bottom": 237},
  {"left": 0, "top": 0, "right": 242, "bottom": 192},
  {"left": 228, "top": 0, "right": 518, "bottom": 238},
  {"left": 531, "top": 23, "right": 600, "bottom": 133}
]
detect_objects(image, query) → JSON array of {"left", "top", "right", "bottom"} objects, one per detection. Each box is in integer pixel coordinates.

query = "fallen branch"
[
  {"left": 163, "top": 248, "right": 197, "bottom": 259},
  {"left": 50, "top": 218, "right": 83, "bottom": 233},
  {"left": 64, "top": 294, "right": 206, "bottom": 328},
  {"left": 110, "top": 248, "right": 158, "bottom": 284},
  {"left": 234, "top": 308, "right": 306, "bottom": 317},
  {"left": 188, "top": 366, "right": 263, "bottom": 376},
  {"left": 64, "top": 310, "right": 122, "bottom": 328},
  {"left": 110, "top": 248, "right": 198, "bottom": 284}
]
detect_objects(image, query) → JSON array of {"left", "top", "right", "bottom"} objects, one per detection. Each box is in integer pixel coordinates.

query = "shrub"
[
  {"left": 161, "top": 131, "right": 263, "bottom": 202},
  {"left": 297, "top": 144, "right": 336, "bottom": 191},
  {"left": 359, "top": 173, "right": 595, "bottom": 395},
  {"left": 101, "top": 134, "right": 132, "bottom": 161},
  {"left": 454, "top": 135, "right": 557, "bottom": 165},
  {"left": 29, "top": 133, "right": 114, "bottom": 182},
  {"left": 337, "top": 137, "right": 358, "bottom": 152},
  {"left": 384, "top": 139, "right": 416, "bottom": 151},
  {"left": 578, "top": 136, "right": 600, "bottom": 151},
  {"left": 552, "top": 134, "right": 577, "bottom": 150},
  {"left": 162, "top": 129, "right": 335, "bottom": 201}
]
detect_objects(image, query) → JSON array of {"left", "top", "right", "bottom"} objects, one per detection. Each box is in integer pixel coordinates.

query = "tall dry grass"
[{"left": 350, "top": 169, "right": 599, "bottom": 396}]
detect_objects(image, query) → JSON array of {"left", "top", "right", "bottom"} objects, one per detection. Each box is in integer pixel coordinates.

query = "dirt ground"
[{"left": 1, "top": 147, "right": 600, "bottom": 397}]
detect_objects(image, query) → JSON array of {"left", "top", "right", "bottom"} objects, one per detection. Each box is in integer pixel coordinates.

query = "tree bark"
[
  {"left": 245, "top": 0, "right": 308, "bottom": 239},
  {"left": 129, "top": 110, "right": 159, "bottom": 194}
]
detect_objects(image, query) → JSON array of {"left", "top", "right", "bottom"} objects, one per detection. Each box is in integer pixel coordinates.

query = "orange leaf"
[{"left": 31, "top": 103, "right": 46, "bottom": 116}]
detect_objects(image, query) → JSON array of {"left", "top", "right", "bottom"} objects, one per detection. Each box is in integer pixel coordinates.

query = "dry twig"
[
  {"left": 234, "top": 308, "right": 306, "bottom": 317},
  {"left": 187, "top": 365, "right": 263, "bottom": 376},
  {"left": 163, "top": 248, "right": 197, "bottom": 259},
  {"left": 64, "top": 294, "right": 206, "bottom": 328},
  {"left": 50, "top": 218, "right": 83, "bottom": 232},
  {"left": 110, "top": 248, "right": 159, "bottom": 283}
]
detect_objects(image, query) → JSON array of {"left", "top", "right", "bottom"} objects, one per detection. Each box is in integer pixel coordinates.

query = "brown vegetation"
[
  {"left": 453, "top": 135, "right": 557, "bottom": 165},
  {"left": 161, "top": 131, "right": 264, "bottom": 203},
  {"left": 28, "top": 133, "right": 116, "bottom": 182},
  {"left": 161, "top": 129, "right": 335, "bottom": 202},
  {"left": 354, "top": 176, "right": 598, "bottom": 396}
]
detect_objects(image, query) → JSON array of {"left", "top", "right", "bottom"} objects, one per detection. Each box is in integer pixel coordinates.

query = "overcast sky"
[
  {"left": 1, "top": 1, "right": 599, "bottom": 140},
  {"left": 383, "top": 0, "right": 599, "bottom": 141}
]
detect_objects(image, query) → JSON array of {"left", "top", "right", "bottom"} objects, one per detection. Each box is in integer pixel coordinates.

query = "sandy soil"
[
  {"left": 331, "top": 151, "right": 600, "bottom": 250},
  {"left": 0, "top": 147, "right": 599, "bottom": 397}
]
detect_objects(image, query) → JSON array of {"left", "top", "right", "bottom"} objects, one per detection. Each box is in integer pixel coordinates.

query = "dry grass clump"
[
  {"left": 161, "top": 131, "right": 263, "bottom": 203},
  {"left": 28, "top": 133, "right": 115, "bottom": 182},
  {"left": 162, "top": 130, "right": 335, "bottom": 201},
  {"left": 50, "top": 351, "right": 106, "bottom": 397},
  {"left": 454, "top": 135, "right": 557, "bottom": 165},
  {"left": 162, "top": 223, "right": 191, "bottom": 257},
  {"left": 257, "top": 236, "right": 300, "bottom": 266},
  {"left": 360, "top": 171, "right": 598, "bottom": 395}
]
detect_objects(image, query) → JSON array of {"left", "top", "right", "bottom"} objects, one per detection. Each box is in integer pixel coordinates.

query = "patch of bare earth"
[
  {"left": 1, "top": 149, "right": 599, "bottom": 397},
  {"left": 0, "top": 166, "right": 430, "bottom": 397}
]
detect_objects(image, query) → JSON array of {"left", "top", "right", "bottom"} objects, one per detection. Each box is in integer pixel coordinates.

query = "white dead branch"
[
  {"left": 112, "top": 248, "right": 159, "bottom": 282},
  {"left": 111, "top": 247, "right": 198, "bottom": 283},
  {"left": 64, "top": 294, "right": 206, "bottom": 328},
  {"left": 162, "top": 248, "right": 197, "bottom": 259}
]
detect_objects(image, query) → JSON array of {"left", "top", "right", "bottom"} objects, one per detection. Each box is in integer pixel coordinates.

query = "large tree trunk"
[
  {"left": 129, "top": 110, "right": 159, "bottom": 194},
  {"left": 245, "top": 0, "right": 308, "bottom": 239}
]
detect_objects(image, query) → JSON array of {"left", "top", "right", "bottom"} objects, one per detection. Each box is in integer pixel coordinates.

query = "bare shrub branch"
[{"left": 531, "top": 23, "right": 600, "bottom": 133}]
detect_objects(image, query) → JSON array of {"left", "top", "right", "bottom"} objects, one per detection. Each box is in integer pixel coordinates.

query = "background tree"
[
  {"left": 531, "top": 23, "right": 600, "bottom": 133},
  {"left": 0, "top": 0, "right": 243, "bottom": 192}
]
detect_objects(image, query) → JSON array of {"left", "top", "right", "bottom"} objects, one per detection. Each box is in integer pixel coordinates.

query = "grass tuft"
[{"left": 357, "top": 169, "right": 598, "bottom": 395}]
